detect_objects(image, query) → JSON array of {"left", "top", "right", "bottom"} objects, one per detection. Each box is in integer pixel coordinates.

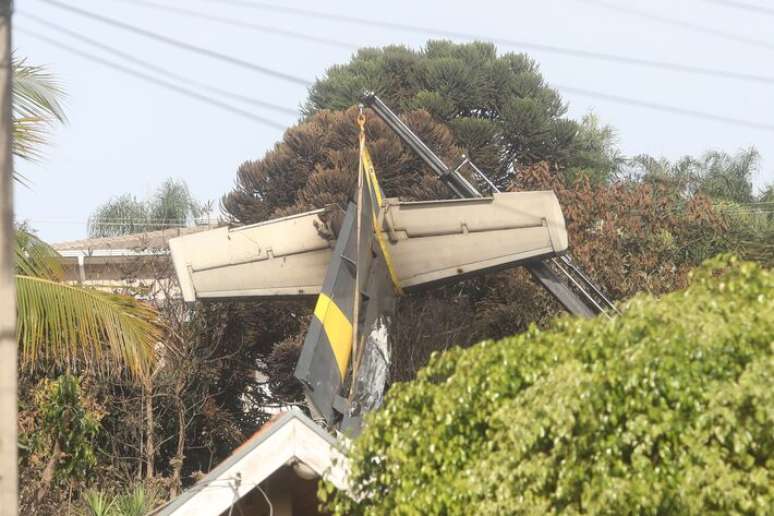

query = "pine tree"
[{"left": 302, "top": 41, "right": 614, "bottom": 186}]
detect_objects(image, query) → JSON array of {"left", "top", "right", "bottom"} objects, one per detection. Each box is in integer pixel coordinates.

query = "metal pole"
[{"left": 0, "top": 1, "right": 16, "bottom": 513}]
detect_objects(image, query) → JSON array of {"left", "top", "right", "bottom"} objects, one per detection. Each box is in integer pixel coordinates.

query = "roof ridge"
[{"left": 52, "top": 225, "right": 217, "bottom": 251}]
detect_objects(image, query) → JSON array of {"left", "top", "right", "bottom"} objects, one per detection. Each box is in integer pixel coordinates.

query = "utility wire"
[
  {"left": 18, "top": 28, "right": 289, "bottom": 130},
  {"left": 704, "top": 0, "right": 774, "bottom": 16},
  {"left": 35, "top": 0, "right": 313, "bottom": 87},
  {"left": 197, "top": 0, "right": 774, "bottom": 85},
  {"left": 556, "top": 83, "right": 774, "bottom": 132},
  {"left": 113, "top": 0, "right": 774, "bottom": 85},
  {"left": 20, "top": 27, "right": 774, "bottom": 135},
  {"left": 26, "top": 1, "right": 774, "bottom": 133},
  {"left": 107, "top": 0, "right": 357, "bottom": 50},
  {"left": 578, "top": 0, "right": 774, "bottom": 51},
  {"left": 18, "top": 11, "right": 298, "bottom": 117}
]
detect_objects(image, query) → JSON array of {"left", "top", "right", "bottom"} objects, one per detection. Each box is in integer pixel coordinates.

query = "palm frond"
[
  {"left": 12, "top": 57, "right": 66, "bottom": 166},
  {"left": 81, "top": 489, "right": 116, "bottom": 516},
  {"left": 14, "top": 228, "right": 63, "bottom": 279},
  {"left": 16, "top": 276, "right": 160, "bottom": 377}
]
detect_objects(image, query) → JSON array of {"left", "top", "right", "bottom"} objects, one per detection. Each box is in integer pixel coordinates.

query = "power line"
[
  {"left": 17, "top": 28, "right": 289, "bottom": 130},
  {"left": 704, "top": 0, "right": 774, "bottom": 16},
  {"left": 115, "top": 0, "right": 774, "bottom": 85},
  {"left": 21, "top": 29, "right": 774, "bottom": 136},
  {"left": 578, "top": 0, "right": 774, "bottom": 51},
  {"left": 18, "top": 11, "right": 299, "bottom": 117},
  {"left": 556, "top": 83, "right": 774, "bottom": 132},
  {"left": 35, "top": 0, "right": 313, "bottom": 87},
  {"left": 108, "top": 0, "right": 357, "bottom": 50},
  {"left": 25, "top": 2, "right": 774, "bottom": 134},
  {"left": 197, "top": 0, "right": 774, "bottom": 85}
]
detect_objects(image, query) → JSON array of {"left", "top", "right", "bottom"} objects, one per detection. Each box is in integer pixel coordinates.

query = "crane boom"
[{"left": 361, "top": 92, "right": 616, "bottom": 318}]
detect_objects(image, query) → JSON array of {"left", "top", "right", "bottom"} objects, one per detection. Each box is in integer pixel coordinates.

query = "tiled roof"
[{"left": 53, "top": 225, "right": 215, "bottom": 252}]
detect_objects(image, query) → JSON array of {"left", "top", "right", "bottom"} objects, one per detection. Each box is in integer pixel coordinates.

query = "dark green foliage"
[
  {"left": 304, "top": 41, "right": 618, "bottom": 185},
  {"left": 326, "top": 256, "right": 773, "bottom": 514}
]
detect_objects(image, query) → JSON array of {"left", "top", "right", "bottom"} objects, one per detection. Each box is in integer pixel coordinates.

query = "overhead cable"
[
  {"left": 579, "top": 0, "right": 774, "bottom": 51},
  {"left": 20, "top": 29, "right": 774, "bottom": 134},
  {"left": 704, "top": 0, "right": 774, "bottom": 16},
  {"left": 35, "top": 0, "right": 313, "bottom": 87},
  {"left": 107, "top": 0, "right": 357, "bottom": 50},
  {"left": 25, "top": 3, "right": 774, "bottom": 132},
  {"left": 18, "top": 11, "right": 298, "bottom": 116},
  {"left": 196, "top": 0, "right": 774, "bottom": 85},
  {"left": 555, "top": 84, "right": 774, "bottom": 132},
  {"left": 18, "top": 28, "right": 289, "bottom": 130}
]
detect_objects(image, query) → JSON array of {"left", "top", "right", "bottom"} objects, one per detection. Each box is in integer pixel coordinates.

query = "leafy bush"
[
  {"left": 22, "top": 374, "right": 103, "bottom": 483},
  {"left": 325, "top": 256, "right": 773, "bottom": 514}
]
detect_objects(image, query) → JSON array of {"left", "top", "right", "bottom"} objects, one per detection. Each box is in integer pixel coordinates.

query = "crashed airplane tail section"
[
  {"left": 168, "top": 118, "right": 571, "bottom": 432},
  {"left": 297, "top": 137, "right": 400, "bottom": 432},
  {"left": 169, "top": 190, "right": 569, "bottom": 432}
]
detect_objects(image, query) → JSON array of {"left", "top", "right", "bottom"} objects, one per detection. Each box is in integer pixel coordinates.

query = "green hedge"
[{"left": 324, "top": 256, "right": 773, "bottom": 514}]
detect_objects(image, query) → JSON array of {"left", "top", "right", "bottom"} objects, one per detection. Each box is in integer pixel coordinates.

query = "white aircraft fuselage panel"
[{"left": 169, "top": 191, "right": 568, "bottom": 302}]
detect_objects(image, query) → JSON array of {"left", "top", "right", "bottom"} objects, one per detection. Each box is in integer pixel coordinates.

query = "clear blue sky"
[{"left": 14, "top": 0, "right": 774, "bottom": 243}]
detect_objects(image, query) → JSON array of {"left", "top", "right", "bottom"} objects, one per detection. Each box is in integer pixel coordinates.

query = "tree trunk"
[
  {"left": 36, "top": 440, "right": 61, "bottom": 502},
  {"left": 169, "top": 386, "right": 186, "bottom": 497},
  {"left": 144, "top": 377, "right": 155, "bottom": 479}
]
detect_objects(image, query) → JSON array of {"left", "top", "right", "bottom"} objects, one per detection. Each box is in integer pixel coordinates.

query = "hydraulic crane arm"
[
  {"left": 361, "top": 92, "right": 616, "bottom": 318},
  {"left": 362, "top": 94, "right": 480, "bottom": 199}
]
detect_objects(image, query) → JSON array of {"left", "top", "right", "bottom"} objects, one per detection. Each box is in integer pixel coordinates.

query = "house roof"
[
  {"left": 155, "top": 409, "right": 348, "bottom": 516},
  {"left": 53, "top": 225, "right": 214, "bottom": 253}
]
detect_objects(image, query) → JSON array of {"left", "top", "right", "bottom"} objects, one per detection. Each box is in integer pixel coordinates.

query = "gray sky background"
[{"left": 14, "top": 0, "right": 774, "bottom": 243}]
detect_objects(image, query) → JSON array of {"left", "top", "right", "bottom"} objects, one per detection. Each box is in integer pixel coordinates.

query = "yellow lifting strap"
[{"left": 357, "top": 113, "right": 404, "bottom": 295}]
